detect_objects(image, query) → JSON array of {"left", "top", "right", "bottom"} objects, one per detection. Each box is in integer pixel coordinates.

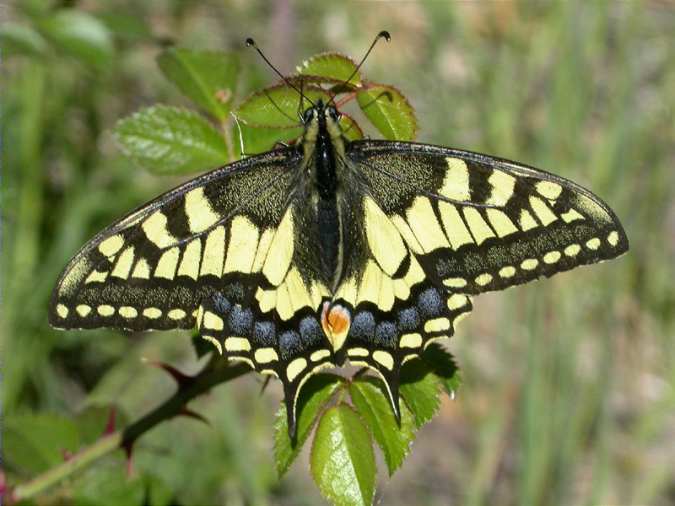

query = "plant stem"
[{"left": 9, "top": 357, "right": 251, "bottom": 502}]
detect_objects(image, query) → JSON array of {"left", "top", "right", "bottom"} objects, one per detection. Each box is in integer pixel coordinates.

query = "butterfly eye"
[
  {"left": 327, "top": 106, "right": 341, "bottom": 122},
  {"left": 302, "top": 108, "right": 315, "bottom": 124}
]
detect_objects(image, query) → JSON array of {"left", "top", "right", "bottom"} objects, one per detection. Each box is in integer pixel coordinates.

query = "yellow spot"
[
  {"left": 373, "top": 350, "right": 394, "bottom": 370},
  {"left": 310, "top": 349, "right": 331, "bottom": 362},
  {"left": 378, "top": 274, "right": 395, "bottom": 312},
  {"left": 390, "top": 215, "right": 424, "bottom": 254},
  {"left": 403, "top": 256, "right": 425, "bottom": 289},
  {"left": 394, "top": 279, "right": 410, "bottom": 300},
  {"left": 143, "top": 307, "right": 162, "bottom": 319},
  {"left": 230, "top": 356, "right": 255, "bottom": 369},
  {"left": 76, "top": 304, "right": 91, "bottom": 317},
  {"left": 155, "top": 247, "right": 180, "bottom": 280},
  {"left": 203, "top": 311, "right": 223, "bottom": 330},
  {"left": 486, "top": 209, "right": 518, "bottom": 237},
  {"left": 321, "top": 303, "right": 351, "bottom": 352},
  {"left": 348, "top": 348, "right": 369, "bottom": 357},
  {"left": 285, "top": 267, "right": 313, "bottom": 312},
  {"left": 184, "top": 187, "right": 219, "bottom": 233},
  {"left": 406, "top": 197, "right": 450, "bottom": 252},
  {"left": 564, "top": 244, "right": 581, "bottom": 257},
  {"left": 261, "top": 369, "right": 279, "bottom": 378},
  {"left": 286, "top": 357, "right": 307, "bottom": 382},
  {"left": 475, "top": 273, "right": 493, "bottom": 286},
  {"left": 535, "top": 181, "right": 562, "bottom": 200},
  {"left": 132, "top": 258, "right": 151, "bottom": 279},
  {"left": 310, "top": 280, "right": 330, "bottom": 309},
  {"left": 424, "top": 317, "right": 450, "bottom": 333},
  {"left": 256, "top": 288, "right": 276, "bottom": 313},
  {"left": 438, "top": 202, "right": 474, "bottom": 249},
  {"left": 443, "top": 277, "right": 467, "bottom": 288},
  {"left": 447, "top": 294, "right": 469, "bottom": 310},
  {"left": 98, "top": 235, "right": 124, "bottom": 256},
  {"left": 56, "top": 304, "right": 69, "bottom": 318},
  {"left": 364, "top": 197, "right": 407, "bottom": 276},
  {"left": 586, "top": 237, "right": 601, "bottom": 250},
  {"left": 254, "top": 348, "right": 279, "bottom": 364},
  {"left": 463, "top": 208, "right": 495, "bottom": 245},
  {"left": 561, "top": 208, "right": 584, "bottom": 223},
  {"left": 251, "top": 228, "right": 274, "bottom": 272},
  {"left": 178, "top": 239, "right": 201, "bottom": 279},
  {"left": 97, "top": 305, "right": 115, "bottom": 317},
  {"left": 200, "top": 226, "right": 225, "bottom": 277},
  {"left": 262, "top": 208, "right": 294, "bottom": 286},
  {"left": 499, "top": 266, "right": 516, "bottom": 278},
  {"left": 486, "top": 170, "right": 516, "bottom": 206},
  {"left": 142, "top": 212, "right": 176, "bottom": 249},
  {"left": 224, "top": 215, "right": 260, "bottom": 274},
  {"left": 521, "top": 258, "right": 539, "bottom": 270},
  {"left": 529, "top": 196, "right": 558, "bottom": 226},
  {"left": 168, "top": 308, "right": 186, "bottom": 320},
  {"left": 607, "top": 231, "right": 619, "bottom": 246},
  {"left": 440, "top": 158, "right": 470, "bottom": 201},
  {"left": 358, "top": 260, "right": 382, "bottom": 305},
  {"left": 519, "top": 209, "right": 538, "bottom": 231},
  {"left": 202, "top": 335, "right": 222, "bottom": 354},
  {"left": 335, "top": 277, "right": 358, "bottom": 306},
  {"left": 543, "top": 251, "right": 561, "bottom": 264},
  {"left": 119, "top": 306, "right": 138, "bottom": 318},
  {"left": 225, "top": 337, "right": 251, "bottom": 352},
  {"left": 85, "top": 270, "right": 108, "bottom": 284},
  {"left": 275, "top": 282, "right": 293, "bottom": 321},
  {"left": 111, "top": 246, "right": 135, "bottom": 279},
  {"left": 399, "top": 333, "right": 422, "bottom": 348}
]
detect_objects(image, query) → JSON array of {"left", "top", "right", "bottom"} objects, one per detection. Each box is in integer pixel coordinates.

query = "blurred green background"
[{"left": 2, "top": 1, "right": 674, "bottom": 505}]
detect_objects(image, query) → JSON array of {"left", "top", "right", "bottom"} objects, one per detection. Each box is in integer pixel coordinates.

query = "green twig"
[{"left": 9, "top": 356, "right": 251, "bottom": 503}]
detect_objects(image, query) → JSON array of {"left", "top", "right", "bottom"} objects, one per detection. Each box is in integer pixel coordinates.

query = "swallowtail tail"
[{"left": 50, "top": 37, "right": 628, "bottom": 437}]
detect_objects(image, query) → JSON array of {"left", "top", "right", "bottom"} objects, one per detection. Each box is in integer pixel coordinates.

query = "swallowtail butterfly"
[{"left": 50, "top": 32, "right": 628, "bottom": 437}]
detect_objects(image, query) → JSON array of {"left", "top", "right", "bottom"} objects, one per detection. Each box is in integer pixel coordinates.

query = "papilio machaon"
[{"left": 50, "top": 34, "right": 628, "bottom": 437}]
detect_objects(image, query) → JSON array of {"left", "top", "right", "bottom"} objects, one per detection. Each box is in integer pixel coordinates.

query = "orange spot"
[{"left": 321, "top": 302, "right": 351, "bottom": 351}]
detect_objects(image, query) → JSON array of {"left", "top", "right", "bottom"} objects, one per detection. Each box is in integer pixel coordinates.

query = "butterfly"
[{"left": 49, "top": 33, "right": 628, "bottom": 438}]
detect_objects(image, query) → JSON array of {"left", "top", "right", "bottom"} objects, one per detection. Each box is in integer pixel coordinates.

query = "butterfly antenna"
[
  {"left": 328, "top": 30, "right": 391, "bottom": 107},
  {"left": 246, "top": 37, "right": 316, "bottom": 108}
]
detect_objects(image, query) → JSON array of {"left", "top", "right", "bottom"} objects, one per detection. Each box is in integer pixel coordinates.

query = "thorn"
[
  {"left": 104, "top": 407, "right": 117, "bottom": 435},
  {"left": 258, "top": 376, "right": 272, "bottom": 396},
  {"left": 122, "top": 441, "right": 135, "bottom": 477},
  {"left": 142, "top": 358, "right": 194, "bottom": 387},
  {"left": 176, "top": 407, "right": 210, "bottom": 427},
  {"left": 62, "top": 449, "right": 74, "bottom": 461}
]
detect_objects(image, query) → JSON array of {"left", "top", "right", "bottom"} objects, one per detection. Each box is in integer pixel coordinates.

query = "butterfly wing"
[
  {"left": 333, "top": 139, "right": 628, "bottom": 416},
  {"left": 50, "top": 148, "right": 335, "bottom": 435}
]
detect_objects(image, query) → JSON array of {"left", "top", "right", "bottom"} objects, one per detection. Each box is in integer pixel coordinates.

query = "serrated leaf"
[
  {"left": 338, "top": 113, "right": 364, "bottom": 142},
  {"left": 422, "top": 343, "right": 462, "bottom": 397},
  {"left": 0, "top": 22, "right": 48, "bottom": 58},
  {"left": 310, "top": 404, "right": 375, "bottom": 506},
  {"left": 349, "top": 378, "right": 416, "bottom": 475},
  {"left": 298, "top": 52, "right": 360, "bottom": 85},
  {"left": 39, "top": 9, "right": 114, "bottom": 69},
  {"left": 234, "top": 117, "right": 303, "bottom": 157},
  {"left": 234, "top": 84, "right": 331, "bottom": 128},
  {"left": 357, "top": 83, "right": 417, "bottom": 140},
  {"left": 157, "top": 48, "right": 239, "bottom": 120},
  {"left": 274, "top": 373, "right": 343, "bottom": 477},
  {"left": 400, "top": 357, "right": 443, "bottom": 428},
  {"left": 114, "top": 105, "right": 228, "bottom": 175}
]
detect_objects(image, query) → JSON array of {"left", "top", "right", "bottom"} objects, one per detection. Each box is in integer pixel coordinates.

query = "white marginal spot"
[
  {"left": 521, "top": 258, "right": 539, "bottom": 271},
  {"left": 543, "top": 251, "right": 561, "bottom": 264},
  {"left": 254, "top": 347, "right": 279, "bottom": 364},
  {"left": 443, "top": 277, "right": 467, "bottom": 288},
  {"left": 178, "top": 239, "right": 201, "bottom": 280},
  {"left": 310, "top": 349, "right": 331, "bottom": 362},
  {"left": 203, "top": 311, "right": 223, "bottom": 330},
  {"left": 364, "top": 197, "right": 407, "bottom": 276},
  {"left": 223, "top": 215, "right": 260, "bottom": 274},
  {"left": 200, "top": 226, "right": 225, "bottom": 277},
  {"left": 97, "top": 305, "right": 115, "bottom": 317},
  {"left": 440, "top": 157, "right": 470, "bottom": 201},
  {"left": 184, "top": 187, "right": 219, "bottom": 233},
  {"left": 348, "top": 347, "right": 369, "bottom": 357},
  {"left": 225, "top": 337, "right": 252, "bottom": 352},
  {"left": 98, "top": 235, "right": 124, "bottom": 256},
  {"left": 286, "top": 357, "right": 308, "bottom": 382},
  {"left": 76, "top": 304, "right": 91, "bottom": 317},
  {"left": 475, "top": 273, "right": 493, "bottom": 286},
  {"left": 607, "top": 231, "right": 619, "bottom": 247},
  {"left": 85, "top": 270, "right": 108, "bottom": 284},
  {"left": 424, "top": 317, "right": 450, "bottom": 333},
  {"left": 143, "top": 307, "right": 162, "bottom": 319},
  {"left": 586, "top": 237, "right": 601, "bottom": 250},
  {"left": 155, "top": 247, "right": 180, "bottom": 280},
  {"left": 168, "top": 308, "right": 186, "bottom": 320},
  {"left": 399, "top": 333, "right": 422, "bottom": 349},
  {"left": 438, "top": 201, "right": 474, "bottom": 249},
  {"left": 519, "top": 209, "right": 539, "bottom": 231},
  {"left": 447, "top": 294, "right": 469, "bottom": 310},
  {"left": 486, "top": 170, "right": 516, "bottom": 206},
  {"left": 373, "top": 350, "right": 394, "bottom": 370},
  {"left": 529, "top": 196, "right": 558, "bottom": 226},
  {"left": 499, "top": 266, "right": 516, "bottom": 278},
  {"left": 119, "top": 306, "right": 138, "bottom": 318},
  {"left": 535, "top": 181, "right": 563, "bottom": 200},
  {"left": 202, "top": 335, "right": 223, "bottom": 354},
  {"left": 561, "top": 208, "right": 585, "bottom": 223},
  {"left": 111, "top": 246, "right": 135, "bottom": 279},
  {"left": 142, "top": 211, "right": 176, "bottom": 249},
  {"left": 56, "top": 304, "right": 69, "bottom": 318},
  {"left": 463, "top": 208, "right": 495, "bottom": 245},
  {"left": 565, "top": 243, "right": 581, "bottom": 257}
]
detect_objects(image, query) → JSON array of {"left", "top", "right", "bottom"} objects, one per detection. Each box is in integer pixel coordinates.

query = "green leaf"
[
  {"left": 400, "top": 357, "right": 442, "bottom": 428},
  {"left": 157, "top": 48, "right": 239, "bottom": 120},
  {"left": 71, "top": 456, "right": 146, "bottom": 506},
  {"left": 357, "top": 83, "right": 417, "bottom": 140},
  {"left": 338, "top": 113, "right": 364, "bottom": 142},
  {"left": 39, "top": 9, "right": 114, "bottom": 69},
  {"left": 0, "top": 22, "right": 48, "bottom": 58},
  {"left": 422, "top": 343, "right": 462, "bottom": 397},
  {"left": 234, "top": 84, "right": 331, "bottom": 128},
  {"left": 114, "top": 105, "right": 228, "bottom": 175},
  {"left": 274, "top": 373, "right": 343, "bottom": 477},
  {"left": 298, "top": 52, "right": 360, "bottom": 85},
  {"left": 234, "top": 117, "right": 303, "bottom": 156},
  {"left": 349, "top": 378, "right": 416, "bottom": 475},
  {"left": 310, "top": 403, "right": 376, "bottom": 506}
]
